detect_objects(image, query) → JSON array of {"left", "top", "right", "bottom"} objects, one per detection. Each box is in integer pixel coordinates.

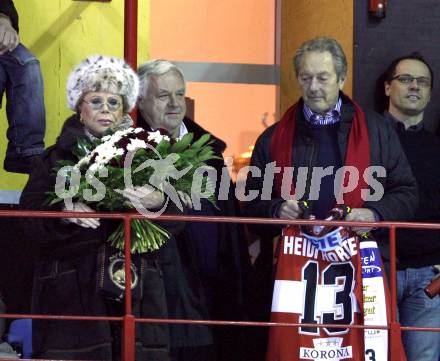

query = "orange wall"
[
  {"left": 150, "top": 0, "right": 354, "bottom": 157},
  {"left": 149, "top": 0, "right": 277, "bottom": 159},
  {"left": 280, "top": 0, "right": 354, "bottom": 113},
  {"left": 185, "top": 82, "right": 277, "bottom": 158},
  {"left": 150, "top": 0, "right": 275, "bottom": 64}
]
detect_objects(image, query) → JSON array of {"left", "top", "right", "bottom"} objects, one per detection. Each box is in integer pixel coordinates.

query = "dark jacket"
[
  {"left": 19, "top": 115, "right": 205, "bottom": 360},
  {"left": 181, "top": 116, "right": 250, "bottom": 321},
  {"left": 20, "top": 115, "right": 107, "bottom": 258},
  {"left": 0, "top": 0, "right": 18, "bottom": 33},
  {"left": 137, "top": 113, "right": 251, "bottom": 359},
  {"left": 243, "top": 94, "right": 418, "bottom": 238},
  {"left": 384, "top": 112, "right": 440, "bottom": 269}
]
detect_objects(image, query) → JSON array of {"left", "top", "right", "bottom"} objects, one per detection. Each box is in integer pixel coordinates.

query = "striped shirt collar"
[{"left": 303, "top": 97, "right": 342, "bottom": 125}]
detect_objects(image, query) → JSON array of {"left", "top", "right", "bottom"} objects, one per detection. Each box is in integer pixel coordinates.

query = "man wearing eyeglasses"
[{"left": 382, "top": 52, "right": 440, "bottom": 361}]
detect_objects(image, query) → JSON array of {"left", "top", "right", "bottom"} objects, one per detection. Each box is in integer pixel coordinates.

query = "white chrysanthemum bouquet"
[{"left": 48, "top": 127, "right": 218, "bottom": 253}]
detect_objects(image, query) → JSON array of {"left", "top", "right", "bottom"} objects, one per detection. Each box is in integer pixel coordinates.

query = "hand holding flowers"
[{"left": 49, "top": 127, "right": 219, "bottom": 253}]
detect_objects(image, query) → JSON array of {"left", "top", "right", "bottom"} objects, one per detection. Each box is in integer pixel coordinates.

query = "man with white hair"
[
  {"left": 137, "top": 60, "right": 187, "bottom": 138},
  {"left": 137, "top": 59, "right": 250, "bottom": 361}
]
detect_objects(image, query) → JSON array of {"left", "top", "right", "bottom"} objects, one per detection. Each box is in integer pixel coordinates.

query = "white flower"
[
  {"left": 127, "top": 138, "right": 147, "bottom": 152},
  {"left": 76, "top": 127, "right": 143, "bottom": 172},
  {"left": 147, "top": 130, "right": 170, "bottom": 143},
  {"left": 77, "top": 154, "right": 92, "bottom": 168},
  {"left": 96, "top": 146, "right": 118, "bottom": 162},
  {"left": 134, "top": 127, "right": 144, "bottom": 133},
  {"left": 88, "top": 163, "right": 101, "bottom": 173},
  {"left": 106, "top": 132, "right": 123, "bottom": 145},
  {"left": 88, "top": 142, "right": 120, "bottom": 168},
  {"left": 103, "top": 128, "right": 135, "bottom": 147}
]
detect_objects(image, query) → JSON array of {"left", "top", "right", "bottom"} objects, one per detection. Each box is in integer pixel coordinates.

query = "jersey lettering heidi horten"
[{"left": 266, "top": 228, "right": 365, "bottom": 361}]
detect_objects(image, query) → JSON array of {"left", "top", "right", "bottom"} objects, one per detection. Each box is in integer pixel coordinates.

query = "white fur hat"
[{"left": 66, "top": 55, "right": 139, "bottom": 112}]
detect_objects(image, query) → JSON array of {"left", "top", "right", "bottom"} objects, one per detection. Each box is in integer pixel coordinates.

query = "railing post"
[
  {"left": 124, "top": 0, "right": 137, "bottom": 67},
  {"left": 390, "top": 321, "right": 402, "bottom": 360},
  {"left": 389, "top": 226, "right": 397, "bottom": 322},
  {"left": 122, "top": 314, "right": 136, "bottom": 361},
  {"left": 124, "top": 216, "right": 133, "bottom": 315},
  {"left": 124, "top": 0, "right": 138, "bottom": 125},
  {"left": 388, "top": 225, "right": 401, "bottom": 360},
  {"left": 121, "top": 216, "right": 135, "bottom": 361}
]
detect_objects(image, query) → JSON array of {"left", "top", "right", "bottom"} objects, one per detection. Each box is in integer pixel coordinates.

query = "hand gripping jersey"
[{"left": 266, "top": 226, "right": 406, "bottom": 361}]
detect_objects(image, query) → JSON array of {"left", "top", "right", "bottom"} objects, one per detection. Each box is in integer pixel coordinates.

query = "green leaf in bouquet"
[
  {"left": 130, "top": 162, "right": 155, "bottom": 187},
  {"left": 72, "top": 137, "right": 93, "bottom": 159},
  {"left": 190, "top": 133, "right": 213, "bottom": 150},
  {"left": 169, "top": 133, "right": 194, "bottom": 153},
  {"left": 195, "top": 148, "right": 217, "bottom": 163},
  {"left": 171, "top": 156, "right": 193, "bottom": 171},
  {"left": 173, "top": 178, "right": 193, "bottom": 192},
  {"left": 107, "top": 166, "right": 125, "bottom": 183},
  {"left": 130, "top": 147, "right": 149, "bottom": 159},
  {"left": 178, "top": 148, "right": 198, "bottom": 160},
  {"left": 195, "top": 144, "right": 215, "bottom": 157},
  {"left": 155, "top": 139, "right": 172, "bottom": 155},
  {"left": 192, "top": 147, "right": 221, "bottom": 165},
  {"left": 45, "top": 192, "right": 67, "bottom": 206}
]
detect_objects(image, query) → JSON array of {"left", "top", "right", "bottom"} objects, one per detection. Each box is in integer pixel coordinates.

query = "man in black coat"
[
  {"left": 244, "top": 37, "right": 417, "bottom": 232},
  {"left": 242, "top": 37, "right": 418, "bottom": 360},
  {"left": 137, "top": 59, "right": 250, "bottom": 361},
  {"left": 380, "top": 52, "right": 440, "bottom": 361}
]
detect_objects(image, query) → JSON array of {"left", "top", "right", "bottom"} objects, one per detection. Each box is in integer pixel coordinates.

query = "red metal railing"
[
  {"left": 124, "top": 0, "right": 138, "bottom": 126},
  {"left": 1, "top": 209, "right": 440, "bottom": 361},
  {"left": 124, "top": 0, "right": 137, "bottom": 68}
]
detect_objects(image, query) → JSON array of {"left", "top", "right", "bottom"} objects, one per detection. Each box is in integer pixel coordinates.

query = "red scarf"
[{"left": 270, "top": 98, "right": 370, "bottom": 208}]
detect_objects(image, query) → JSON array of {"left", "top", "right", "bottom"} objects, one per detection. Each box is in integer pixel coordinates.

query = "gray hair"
[
  {"left": 293, "top": 37, "right": 347, "bottom": 81},
  {"left": 137, "top": 59, "right": 185, "bottom": 99}
]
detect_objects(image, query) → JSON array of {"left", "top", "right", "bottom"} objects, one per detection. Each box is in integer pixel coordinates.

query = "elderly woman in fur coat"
[{"left": 20, "top": 55, "right": 183, "bottom": 361}]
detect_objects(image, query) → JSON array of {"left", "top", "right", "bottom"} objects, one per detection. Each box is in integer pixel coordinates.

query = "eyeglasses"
[
  {"left": 391, "top": 74, "right": 431, "bottom": 88},
  {"left": 82, "top": 96, "right": 122, "bottom": 111}
]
